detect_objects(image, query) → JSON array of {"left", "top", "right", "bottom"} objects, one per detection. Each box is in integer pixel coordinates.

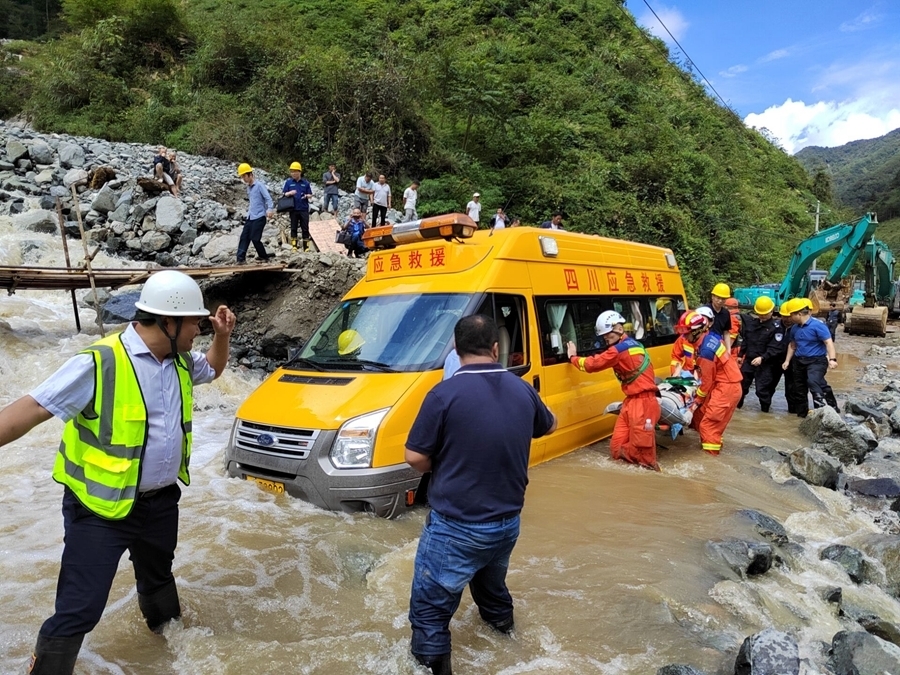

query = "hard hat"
[
  {"left": 754, "top": 296, "right": 775, "bottom": 315},
  {"left": 779, "top": 301, "right": 791, "bottom": 316},
  {"left": 801, "top": 298, "right": 814, "bottom": 310},
  {"left": 685, "top": 312, "right": 709, "bottom": 332},
  {"left": 711, "top": 283, "right": 731, "bottom": 298},
  {"left": 237, "top": 163, "right": 253, "bottom": 176},
  {"left": 595, "top": 310, "right": 626, "bottom": 336},
  {"left": 289, "top": 161, "right": 302, "bottom": 171},
  {"left": 134, "top": 270, "right": 209, "bottom": 317},
  {"left": 725, "top": 298, "right": 739, "bottom": 309},
  {"left": 337, "top": 329, "right": 365, "bottom": 355},
  {"left": 675, "top": 310, "right": 691, "bottom": 334},
  {"left": 786, "top": 298, "right": 806, "bottom": 315},
  {"left": 656, "top": 297, "right": 672, "bottom": 310},
  {"left": 696, "top": 306, "right": 715, "bottom": 321}
]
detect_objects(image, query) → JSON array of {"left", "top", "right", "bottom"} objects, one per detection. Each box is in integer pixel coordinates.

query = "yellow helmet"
[
  {"left": 785, "top": 298, "right": 808, "bottom": 315},
  {"left": 801, "top": 298, "right": 814, "bottom": 310},
  {"left": 289, "top": 161, "right": 302, "bottom": 171},
  {"left": 754, "top": 296, "right": 775, "bottom": 315},
  {"left": 711, "top": 283, "right": 731, "bottom": 299},
  {"left": 237, "top": 162, "right": 253, "bottom": 176},
  {"left": 656, "top": 297, "right": 672, "bottom": 310},
  {"left": 337, "top": 329, "right": 365, "bottom": 355},
  {"left": 779, "top": 301, "right": 791, "bottom": 316}
]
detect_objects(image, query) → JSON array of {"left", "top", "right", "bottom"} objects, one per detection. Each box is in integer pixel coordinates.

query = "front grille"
[{"left": 235, "top": 420, "right": 320, "bottom": 460}]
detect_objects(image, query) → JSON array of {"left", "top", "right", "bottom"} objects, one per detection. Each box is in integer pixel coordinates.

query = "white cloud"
[
  {"left": 759, "top": 48, "right": 790, "bottom": 63},
  {"left": 637, "top": 5, "right": 689, "bottom": 43},
  {"left": 719, "top": 64, "right": 748, "bottom": 78},
  {"left": 744, "top": 98, "right": 900, "bottom": 153},
  {"left": 840, "top": 9, "right": 882, "bottom": 32}
]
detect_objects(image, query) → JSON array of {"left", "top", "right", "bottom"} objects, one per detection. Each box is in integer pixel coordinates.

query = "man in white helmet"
[
  {"left": 567, "top": 310, "right": 661, "bottom": 471},
  {"left": 0, "top": 270, "right": 236, "bottom": 674}
]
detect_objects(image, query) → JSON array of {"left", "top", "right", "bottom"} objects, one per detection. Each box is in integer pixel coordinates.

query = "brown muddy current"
[{"left": 2, "top": 236, "right": 900, "bottom": 673}]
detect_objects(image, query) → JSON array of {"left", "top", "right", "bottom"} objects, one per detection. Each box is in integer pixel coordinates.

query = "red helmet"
[
  {"left": 675, "top": 311, "right": 691, "bottom": 334},
  {"left": 685, "top": 311, "right": 709, "bottom": 333}
]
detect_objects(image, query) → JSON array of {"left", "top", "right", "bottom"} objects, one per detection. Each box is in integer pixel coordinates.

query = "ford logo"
[{"left": 256, "top": 433, "right": 275, "bottom": 447}]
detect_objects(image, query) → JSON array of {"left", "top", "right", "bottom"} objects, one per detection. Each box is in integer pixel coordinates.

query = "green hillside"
[{"left": 1, "top": 0, "right": 825, "bottom": 300}]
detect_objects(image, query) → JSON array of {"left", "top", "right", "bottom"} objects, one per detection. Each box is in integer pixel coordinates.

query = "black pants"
[
  {"left": 40, "top": 485, "right": 180, "bottom": 638},
  {"left": 237, "top": 216, "right": 269, "bottom": 262},
  {"left": 740, "top": 361, "right": 779, "bottom": 411},
  {"left": 793, "top": 355, "right": 837, "bottom": 412},
  {"left": 372, "top": 204, "right": 388, "bottom": 228},
  {"left": 289, "top": 209, "right": 310, "bottom": 240}
]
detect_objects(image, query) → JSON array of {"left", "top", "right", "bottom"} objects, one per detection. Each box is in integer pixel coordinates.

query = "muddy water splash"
[{"left": 2, "top": 222, "right": 899, "bottom": 673}]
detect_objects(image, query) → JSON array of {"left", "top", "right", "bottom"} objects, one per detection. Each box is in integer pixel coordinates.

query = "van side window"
[
  {"left": 538, "top": 295, "right": 684, "bottom": 365},
  {"left": 474, "top": 294, "right": 529, "bottom": 373}
]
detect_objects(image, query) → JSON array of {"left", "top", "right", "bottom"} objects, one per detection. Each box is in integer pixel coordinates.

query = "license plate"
[{"left": 246, "top": 475, "right": 285, "bottom": 495}]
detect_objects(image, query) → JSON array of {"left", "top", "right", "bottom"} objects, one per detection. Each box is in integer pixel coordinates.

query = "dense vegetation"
[
  {"left": 2, "top": 0, "right": 826, "bottom": 301},
  {"left": 796, "top": 129, "right": 900, "bottom": 258}
]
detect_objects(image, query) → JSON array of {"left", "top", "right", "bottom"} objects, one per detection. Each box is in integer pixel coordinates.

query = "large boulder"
[
  {"left": 734, "top": 628, "right": 799, "bottom": 675},
  {"left": 852, "top": 534, "right": 900, "bottom": 597},
  {"left": 820, "top": 544, "right": 869, "bottom": 584},
  {"left": 100, "top": 291, "right": 140, "bottom": 324},
  {"left": 91, "top": 184, "right": 119, "bottom": 214},
  {"left": 6, "top": 138, "right": 28, "bottom": 163},
  {"left": 28, "top": 140, "right": 54, "bottom": 165},
  {"left": 202, "top": 233, "right": 240, "bottom": 263},
  {"left": 155, "top": 196, "right": 185, "bottom": 233},
  {"left": 62, "top": 168, "right": 88, "bottom": 188},
  {"left": 736, "top": 510, "right": 788, "bottom": 545},
  {"left": 829, "top": 631, "right": 900, "bottom": 675},
  {"left": 140, "top": 231, "right": 172, "bottom": 252},
  {"left": 838, "top": 475, "right": 900, "bottom": 498},
  {"left": 13, "top": 209, "right": 58, "bottom": 234},
  {"left": 788, "top": 447, "right": 842, "bottom": 489},
  {"left": 799, "top": 406, "right": 873, "bottom": 464},
  {"left": 707, "top": 540, "right": 773, "bottom": 578},
  {"left": 58, "top": 142, "right": 85, "bottom": 168}
]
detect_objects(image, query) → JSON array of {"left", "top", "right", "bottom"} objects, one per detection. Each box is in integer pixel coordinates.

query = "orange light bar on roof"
[{"left": 362, "top": 213, "right": 477, "bottom": 250}]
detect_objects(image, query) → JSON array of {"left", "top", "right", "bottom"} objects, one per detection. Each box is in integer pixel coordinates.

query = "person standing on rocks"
[
  {"left": 406, "top": 315, "right": 557, "bottom": 675},
  {"left": 354, "top": 172, "right": 376, "bottom": 214},
  {"left": 236, "top": 163, "right": 273, "bottom": 264},
  {"left": 567, "top": 310, "right": 661, "bottom": 471},
  {"left": 686, "top": 311, "right": 743, "bottom": 455},
  {"left": 371, "top": 174, "right": 392, "bottom": 228},
  {"left": 283, "top": 161, "right": 312, "bottom": 251},
  {"left": 782, "top": 298, "right": 838, "bottom": 416},
  {"left": 0, "top": 270, "right": 236, "bottom": 675},
  {"left": 403, "top": 180, "right": 420, "bottom": 222},
  {"left": 466, "top": 193, "right": 482, "bottom": 226},
  {"left": 322, "top": 163, "right": 341, "bottom": 215}
]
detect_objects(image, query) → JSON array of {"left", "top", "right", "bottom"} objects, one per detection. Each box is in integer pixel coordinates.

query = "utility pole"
[{"left": 812, "top": 200, "right": 821, "bottom": 271}]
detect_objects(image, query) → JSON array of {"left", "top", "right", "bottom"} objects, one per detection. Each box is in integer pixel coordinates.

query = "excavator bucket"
[{"left": 846, "top": 305, "right": 888, "bottom": 337}]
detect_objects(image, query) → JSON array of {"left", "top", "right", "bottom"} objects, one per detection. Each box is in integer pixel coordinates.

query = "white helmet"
[
  {"left": 595, "top": 310, "right": 626, "bottom": 336},
  {"left": 696, "top": 306, "right": 715, "bottom": 321},
  {"left": 134, "top": 270, "right": 209, "bottom": 317}
]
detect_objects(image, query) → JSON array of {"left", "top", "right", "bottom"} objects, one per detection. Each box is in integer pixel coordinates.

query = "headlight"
[{"left": 329, "top": 409, "right": 389, "bottom": 468}]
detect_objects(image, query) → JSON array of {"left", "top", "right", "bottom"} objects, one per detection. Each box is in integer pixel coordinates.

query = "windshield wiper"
[
  {"left": 319, "top": 358, "right": 397, "bottom": 372},
  {"left": 354, "top": 359, "right": 398, "bottom": 372},
  {"left": 284, "top": 356, "right": 326, "bottom": 372}
]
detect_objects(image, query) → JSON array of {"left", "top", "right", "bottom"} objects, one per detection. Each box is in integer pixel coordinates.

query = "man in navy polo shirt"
[
  {"left": 405, "top": 314, "right": 556, "bottom": 675},
  {"left": 782, "top": 299, "right": 838, "bottom": 416}
]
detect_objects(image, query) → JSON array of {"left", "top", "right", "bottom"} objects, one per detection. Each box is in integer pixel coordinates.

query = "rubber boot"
[
  {"left": 138, "top": 580, "right": 181, "bottom": 634},
  {"left": 291, "top": 238, "right": 298, "bottom": 250},
  {"left": 487, "top": 613, "right": 515, "bottom": 634},
  {"left": 28, "top": 633, "right": 84, "bottom": 675},
  {"left": 302, "top": 239, "right": 310, "bottom": 252},
  {"left": 415, "top": 653, "right": 452, "bottom": 675}
]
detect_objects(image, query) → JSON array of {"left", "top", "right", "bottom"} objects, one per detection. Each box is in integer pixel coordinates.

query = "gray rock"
[
  {"left": 140, "top": 230, "right": 172, "bottom": 252},
  {"left": 845, "top": 398, "right": 887, "bottom": 424},
  {"left": 799, "top": 407, "right": 873, "bottom": 464},
  {"left": 62, "top": 168, "right": 88, "bottom": 188},
  {"left": 656, "top": 666, "right": 706, "bottom": 675},
  {"left": 202, "top": 233, "right": 239, "bottom": 262},
  {"left": 708, "top": 540, "right": 773, "bottom": 577},
  {"left": 788, "top": 447, "right": 842, "bottom": 489},
  {"left": 854, "top": 534, "right": 900, "bottom": 597},
  {"left": 91, "top": 184, "right": 119, "bottom": 214},
  {"left": 839, "top": 476, "right": 900, "bottom": 498},
  {"left": 115, "top": 189, "right": 133, "bottom": 209},
  {"left": 28, "top": 140, "right": 53, "bottom": 165},
  {"left": 822, "top": 586, "right": 843, "bottom": 604},
  {"left": 58, "top": 142, "right": 85, "bottom": 168},
  {"left": 6, "top": 138, "right": 28, "bottom": 163},
  {"left": 83, "top": 226, "right": 108, "bottom": 244},
  {"left": 107, "top": 204, "right": 130, "bottom": 223},
  {"left": 99, "top": 292, "right": 140, "bottom": 323},
  {"left": 829, "top": 630, "right": 900, "bottom": 675},
  {"left": 737, "top": 510, "right": 788, "bottom": 545},
  {"left": 155, "top": 196, "right": 185, "bottom": 233},
  {"left": 820, "top": 545, "right": 869, "bottom": 583},
  {"left": 79, "top": 287, "right": 112, "bottom": 308},
  {"left": 179, "top": 227, "right": 197, "bottom": 246},
  {"left": 191, "top": 233, "right": 211, "bottom": 256},
  {"left": 131, "top": 198, "right": 158, "bottom": 224},
  {"left": 734, "top": 627, "right": 799, "bottom": 675},
  {"left": 13, "top": 209, "right": 58, "bottom": 234},
  {"left": 34, "top": 169, "right": 54, "bottom": 185},
  {"left": 17, "top": 158, "right": 33, "bottom": 171},
  {"left": 50, "top": 185, "right": 69, "bottom": 199}
]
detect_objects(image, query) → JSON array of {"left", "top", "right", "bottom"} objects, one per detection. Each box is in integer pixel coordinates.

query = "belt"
[{"left": 139, "top": 484, "right": 175, "bottom": 498}]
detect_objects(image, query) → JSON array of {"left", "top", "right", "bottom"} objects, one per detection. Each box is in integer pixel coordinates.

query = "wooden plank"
[{"left": 308, "top": 217, "right": 349, "bottom": 256}]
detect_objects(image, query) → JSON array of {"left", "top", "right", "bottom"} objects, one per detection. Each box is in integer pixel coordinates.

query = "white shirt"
[
  {"left": 466, "top": 200, "right": 481, "bottom": 222},
  {"left": 403, "top": 187, "right": 418, "bottom": 210},
  {"left": 30, "top": 323, "right": 216, "bottom": 491},
  {"left": 355, "top": 176, "right": 375, "bottom": 199},
  {"left": 372, "top": 182, "right": 391, "bottom": 207}
]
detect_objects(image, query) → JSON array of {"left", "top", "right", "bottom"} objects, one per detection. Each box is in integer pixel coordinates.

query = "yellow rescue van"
[{"left": 224, "top": 216, "right": 687, "bottom": 516}]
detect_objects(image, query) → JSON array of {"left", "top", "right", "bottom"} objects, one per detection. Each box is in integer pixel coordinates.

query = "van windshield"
[{"left": 297, "top": 293, "right": 475, "bottom": 372}]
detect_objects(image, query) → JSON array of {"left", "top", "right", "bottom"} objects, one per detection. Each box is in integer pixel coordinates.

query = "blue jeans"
[
  {"left": 409, "top": 510, "right": 520, "bottom": 660},
  {"left": 324, "top": 193, "right": 339, "bottom": 212}
]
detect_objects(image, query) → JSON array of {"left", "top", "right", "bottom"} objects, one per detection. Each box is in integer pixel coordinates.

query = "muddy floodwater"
[{"left": 3, "top": 238, "right": 900, "bottom": 673}]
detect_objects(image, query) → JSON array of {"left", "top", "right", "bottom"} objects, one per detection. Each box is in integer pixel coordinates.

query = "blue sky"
[{"left": 624, "top": 0, "right": 900, "bottom": 153}]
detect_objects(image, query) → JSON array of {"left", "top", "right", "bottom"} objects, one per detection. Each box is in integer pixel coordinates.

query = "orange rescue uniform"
[
  {"left": 571, "top": 336, "right": 660, "bottom": 469},
  {"left": 670, "top": 335, "right": 696, "bottom": 376},
  {"left": 691, "top": 331, "right": 743, "bottom": 454}
]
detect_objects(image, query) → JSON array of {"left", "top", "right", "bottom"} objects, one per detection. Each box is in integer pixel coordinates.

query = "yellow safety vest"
[{"left": 52, "top": 333, "right": 195, "bottom": 520}]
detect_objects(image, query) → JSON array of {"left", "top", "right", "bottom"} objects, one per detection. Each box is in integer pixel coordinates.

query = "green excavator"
[{"left": 844, "top": 238, "right": 895, "bottom": 337}]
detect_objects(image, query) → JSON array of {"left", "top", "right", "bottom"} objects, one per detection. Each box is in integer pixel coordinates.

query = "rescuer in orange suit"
[
  {"left": 670, "top": 311, "right": 697, "bottom": 377},
  {"left": 567, "top": 310, "right": 661, "bottom": 471},
  {"left": 686, "top": 312, "right": 743, "bottom": 455}
]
